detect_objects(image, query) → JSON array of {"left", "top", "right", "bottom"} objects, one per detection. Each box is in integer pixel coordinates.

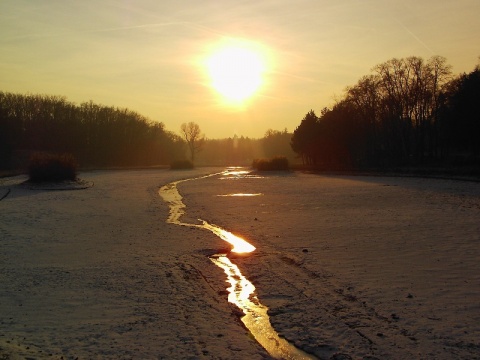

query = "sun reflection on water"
[
  {"left": 219, "top": 168, "right": 264, "bottom": 180},
  {"left": 210, "top": 255, "right": 314, "bottom": 360},
  {"left": 217, "top": 193, "right": 263, "bottom": 197},
  {"left": 159, "top": 170, "right": 314, "bottom": 359},
  {"left": 201, "top": 220, "right": 256, "bottom": 253},
  {"left": 223, "top": 169, "right": 250, "bottom": 177}
]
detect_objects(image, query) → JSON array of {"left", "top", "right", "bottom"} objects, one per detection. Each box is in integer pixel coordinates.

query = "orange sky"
[{"left": 1, "top": 0, "right": 479, "bottom": 138}]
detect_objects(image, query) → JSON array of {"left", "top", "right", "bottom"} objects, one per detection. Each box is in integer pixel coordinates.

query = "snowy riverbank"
[{"left": 1, "top": 169, "right": 479, "bottom": 359}]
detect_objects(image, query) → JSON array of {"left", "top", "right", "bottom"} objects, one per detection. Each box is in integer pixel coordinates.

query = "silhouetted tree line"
[
  {"left": 196, "top": 135, "right": 257, "bottom": 166},
  {"left": 0, "top": 93, "right": 184, "bottom": 169},
  {"left": 196, "top": 130, "right": 298, "bottom": 166},
  {"left": 291, "top": 56, "right": 480, "bottom": 171}
]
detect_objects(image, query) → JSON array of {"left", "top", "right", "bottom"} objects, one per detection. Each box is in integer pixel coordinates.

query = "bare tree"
[{"left": 180, "top": 122, "right": 204, "bottom": 162}]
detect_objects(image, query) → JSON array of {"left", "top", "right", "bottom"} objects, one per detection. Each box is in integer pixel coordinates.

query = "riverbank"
[
  {"left": 291, "top": 164, "right": 480, "bottom": 183},
  {"left": 0, "top": 169, "right": 270, "bottom": 359},
  {"left": 180, "top": 170, "right": 480, "bottom": 359},
  {"left": 1, "top": 169, "right": 479, "bottom": 359}
]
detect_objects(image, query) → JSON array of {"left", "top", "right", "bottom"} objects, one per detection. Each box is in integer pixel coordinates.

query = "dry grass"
[
  {"left": 252, "top": 156, "right": 289, "bottom": 171},
  {"left": 28, "top": 152, "right": 78, "bottom": 182}
]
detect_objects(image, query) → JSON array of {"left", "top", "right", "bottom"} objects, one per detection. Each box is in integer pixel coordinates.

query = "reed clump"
[
  {"left": 170, "top": 159, "right": 194, "bottom": 170},
  {"left": 252, "top": 156, "right": 289, "bottom": 171},
  {"left": 28, "top": 152, "right": 78, "bottom": 183}
]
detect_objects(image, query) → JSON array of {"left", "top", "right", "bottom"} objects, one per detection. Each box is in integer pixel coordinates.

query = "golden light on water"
[
  {"left": 210, "top": 255, "right": 255, "bottom": 304},
  {"left": 221, "top": 229, "right": 256, "bottom": 253},
  {"left": 159, "top": 175, "right": 256, "bottom": 254},
  {"left": 160, "top": 174, "right": 314, "bottom": 359},
  {"left": 217, "top": 193, "right": 263, "bottom": 197},
  {"left": 219, "top": 168, "right": 265, "bottom": 180},
  {"left": 211, "top": 255, "right": 315, "bottom": 360},
  {"left": 201, "top": 220, "right": 256, "bottom": 253},
  {"left": 223, "top": 169, "right": 250, "bottom": 176}
]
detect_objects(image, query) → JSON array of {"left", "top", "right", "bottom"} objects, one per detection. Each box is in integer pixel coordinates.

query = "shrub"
[
  {"left": 28, "top": 152, "right": 78, "bottom": 182},
  {"left": 252, "top": 156, "right": 289, "bottom": 171},
  {"left": 170, "top": 159, "right": 194, "bottom": 170}
]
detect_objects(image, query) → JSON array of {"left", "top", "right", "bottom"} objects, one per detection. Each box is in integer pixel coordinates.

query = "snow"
[{"left": 1, "top": 169, "right": 479, "bottom": 359}]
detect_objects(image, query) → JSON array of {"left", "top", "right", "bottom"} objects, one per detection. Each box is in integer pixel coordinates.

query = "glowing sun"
[{"left": 205, "top": 42, "right": 266, "bottom": 103}]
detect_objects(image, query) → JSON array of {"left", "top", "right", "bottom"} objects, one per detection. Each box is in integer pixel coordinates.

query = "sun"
[{"left": 205, "top": 41, "right": 266, "bottom": 104}]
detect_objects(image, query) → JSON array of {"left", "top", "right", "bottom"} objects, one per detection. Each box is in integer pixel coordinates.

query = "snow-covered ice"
[{"left": 1, "top": 169, "right": 479, "bottom": 359}]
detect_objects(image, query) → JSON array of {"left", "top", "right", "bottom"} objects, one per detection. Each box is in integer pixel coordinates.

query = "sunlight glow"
[
  {"left": 159, "top": 175, "right": 257, "bottom": 254},
  {"left": 217, "top": 193, "right": 263, "bottom": 197},
  {"left": 210, "top": 255, "right": 315, "bottom": 359},
  {"left": 219, "top": 168, "right": 264, "bottom": 180},
  {"left": 161, "top": 174, "right": 313, "bottom": 359},
  {"left": 204, "top": 40, "right": 267, "bottom": 104},
  {"left": 201, "top": 220, "right": 256, "bottom": 253},
  {"left": 222, "top": 169, "right": 250, "bottom": 177}
]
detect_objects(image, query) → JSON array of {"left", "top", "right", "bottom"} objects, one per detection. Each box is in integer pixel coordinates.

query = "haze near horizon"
[{"left": 1, "top": 0, "right": 479, "bottom": 138}]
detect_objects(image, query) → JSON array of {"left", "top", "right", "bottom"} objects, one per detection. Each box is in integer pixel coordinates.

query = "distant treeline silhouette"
[
  {"left": 0, "top": 92, "right": 298, "bottom": 170},
  {"left": 196, "top": 129, "right": 297, "bottom": 166},
  {"left": 291, "top": 56, "right": 480, "bottom": 171},
  {"left": 0, "top": 94, "right": 184, "bottom": 169}
]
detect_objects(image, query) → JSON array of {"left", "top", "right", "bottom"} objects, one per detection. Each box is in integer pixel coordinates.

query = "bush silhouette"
[
  {"left": 170, "top": 159, "right": 194, "bottom": 169},
  {"left": 252, "top": 156, "right": 289, "bottom": 171},
  {"left": 28, "top": 152, "right": 78, "bottom": 182}
]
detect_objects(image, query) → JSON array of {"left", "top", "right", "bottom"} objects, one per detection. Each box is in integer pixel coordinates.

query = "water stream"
[{"left": 159, "top": 170, "right": 315, "bottom": 359}]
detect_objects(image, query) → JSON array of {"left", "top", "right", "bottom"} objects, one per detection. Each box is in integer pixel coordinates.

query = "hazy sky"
[{"left": 1, "top": 0, "right": 479, "bottom": 138}]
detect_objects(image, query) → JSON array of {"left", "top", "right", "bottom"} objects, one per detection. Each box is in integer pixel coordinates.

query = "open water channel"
[{"left": 159, "top": 168, "right": 315, "bottom": 359}]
